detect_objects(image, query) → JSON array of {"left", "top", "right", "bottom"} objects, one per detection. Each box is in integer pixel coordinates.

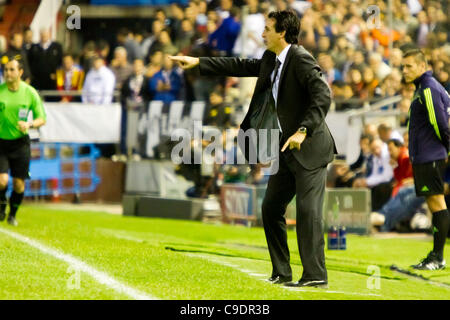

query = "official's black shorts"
[
  {"left": 0, "top": 135, "right": 31, "bottom": 180},
  {"left": 412, "top": 159, "right": 447, "bottom": 197}
]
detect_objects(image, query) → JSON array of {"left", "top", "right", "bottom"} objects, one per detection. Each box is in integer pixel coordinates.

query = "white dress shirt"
[
  {"left": 82, "top": 66, "right": 116, "bottom": 105},
  {"left": 271, "top": 44, "right": 291, "bottom": 132},
  {"left": 366, "top": 143, "right": 394, "bottom": 188}
]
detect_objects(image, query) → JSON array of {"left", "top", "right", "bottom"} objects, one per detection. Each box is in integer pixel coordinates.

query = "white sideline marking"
[
  {"left": 0, "top": 228, "right": 158, "bottom": 300},
  {"left": 186, "top": 253, "right": 382, "bottom": 297}
]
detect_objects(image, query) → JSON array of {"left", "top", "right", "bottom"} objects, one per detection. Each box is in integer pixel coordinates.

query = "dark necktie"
[
  {"left": 271, "top": 58, "right": 281, "bottom": 90},
  {"left": 269, "top": 58, "right": 281, "bottom": 110}
]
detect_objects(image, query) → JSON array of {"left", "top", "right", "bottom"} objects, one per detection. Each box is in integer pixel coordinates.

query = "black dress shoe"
[
  {"left": 267, "top": 276, "right": 292, "bottom": 284},
  {"left": 284, "top": 279, "right": 328, "bottom": 289},
  {"left": 7, "top": 215, "right": 18, "bottom": 227}
]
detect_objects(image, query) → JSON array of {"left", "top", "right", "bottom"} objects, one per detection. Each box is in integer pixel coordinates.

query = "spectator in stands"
[
  {"left": 330, "top": 35, "right": 349, "bottom": 72},
  {"left": 403, "top": 130, "right": 409, "bottom": 150},
  {"left": 415, "top": 10, "right": 430, "bottom": 48},
  {"left": 232, "top": 0, "right": 265, "bottom": 59},
  {"left": 364, "top": 123, "right": 379, "bottom": 139},
  {"left": 110, "top": 46, "right": 133, "bottom": 90},
  {"left": 142, "top": 20, "right": 164, "bottom": 64},
  {"left": 208, "top": 6, "right": 241, "bottom": 56},
  {"left": 360, "top": 66, "right": 380, "bottom": 99},
  {"left": 0, "top": 34, "right": 5, "bottom": 54},
  {"left": 353, "top": 138, "right": 394, "bottom": 211},
  {"left": 390, "top": 48, "right": 404, "bottom": 69},
  {"left": 175, "top": 18, "right": 196, "bottom": 55},
  {"left": 371, "top": 139, "right": 424, "bottom": 232},
  {"left": 370, "top": 184, "right": 426, "bottom": 232},
  {"left": 400, "top": 81, "right": 416, "bottom": 100},
  {"left": 82, "top": 56, "right": 116, "bottom": 105},
  {"left": 204, "top": 87, "right": 232, "bottom": 128},
  {"left": 398, "top": 98, "right": 411, "bottom": 127},
  {"left": 115, "top": 28, "right": 142, "bottom": 63},
  {"left": 79, "top": 41, "right": 97, "bottom": 74},
  {"left": 318, "top": 53, "right": 342, "bottom": 86},
  {"left": 330, "top": 80, "right": 354, "bottom": 111},
  {"left": 97, "top": 40, "right": 111, "bottom": 65},
  {"left": 335, "top": 134, "right": 373, "bottom": 188},
  {"left": 313, "top": 35, "right": 331, "bottom": 57},
  {"left": 56, "top": 53, "right": 85, "bottom": 102},
  {"left": 145, "top": 50, "right": 163, "bottom": 81},
  {"left": 194, "top": 0, "right": 208, "bottom": 32},
  {"left": 388, "top": 138, "right": 413, "bottom": 197},
  {"left": 22, "top": 27, "right": 33, "bottom": 54},
  {"left": 28, "top": 28, "right": 63, "bottom": 91},
  {"left": 120, "top": 58, "right": 150, "bottom": 156},
  {"left": 369, "top": 52, "right": 391, "bottom": 82},
  {"left": 369, "top": 20, "right": 401, "bottom": 57},
  {"left": 169, "top": 3, "right": 185, "bottom": 43},
  {"left": 348, "top": 68, "right": 364, "bottom": 98},
  {"left": 154, "top": 7, "right": 169, "bottom": 26},
  {"left": 215, "top": 0, "right": 235, "bottom": 20},
  {"left": 148, "top": 53, "right": 183, "bottom": 104},
  {"left": 148, "top": 28, "right": 178, "bottom": 57},
  {"left": 1, "top": 32, "right": 31, "bottom": 83},
  {"left": 378, "top": 123, "right": 404, "bottom": 144}
]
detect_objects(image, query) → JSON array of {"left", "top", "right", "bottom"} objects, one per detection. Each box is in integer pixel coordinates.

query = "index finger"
[{"left": 281, "top": 139, "right": 289, "bottom": 152}]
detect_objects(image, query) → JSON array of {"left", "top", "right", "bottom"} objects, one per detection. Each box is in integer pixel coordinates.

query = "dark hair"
[
  {"left": 403, "top": 49, "right": 428, "bottom": 65},
  {"left": 5, "top": 58, "right": 24, "bottom": 70},
  {"left": 268, "top": 10, "right": 300, "bottom": 44},
  {"left": 10, "top": 31, "right": 22, "bottom": 40},
  {"left": 388, "top": 138, "right": 403, "bottom": 147},
  {"left": 360, "top": 133, "right": 374, "bottom": 144},
  {"left": 62, "top": 53, "right": 74, "bottom": 59},
  {"left": 378, "top": 123, "right": 392, "bottom": 132}
]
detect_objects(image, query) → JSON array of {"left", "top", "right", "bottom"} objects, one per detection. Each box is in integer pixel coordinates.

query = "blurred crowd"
[
  {"left": 0, "top": 0, "right": 448, "bottom": 109},
  {"left": 0, "top": 0, "right": 449, "bottom": 214},
  {"left": 328, "top": 121, "right": 450, "bottom": 234}
]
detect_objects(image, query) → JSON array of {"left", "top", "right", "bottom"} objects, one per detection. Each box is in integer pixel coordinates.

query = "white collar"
[{"left": 277, "top": 44, "right": 291, "bottom": 64}]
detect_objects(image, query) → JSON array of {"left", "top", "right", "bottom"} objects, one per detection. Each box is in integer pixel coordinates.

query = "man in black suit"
[
  {"left": 27, "top": 28, "right": 63, "bottom": 92},
  {"left": 170, "top": 10, "right": 336, "bottom": 288}
]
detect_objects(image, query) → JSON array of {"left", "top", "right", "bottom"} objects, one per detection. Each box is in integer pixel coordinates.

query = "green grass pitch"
[{"left": 0, "top": 204, "right": 449, "bottom": 300}]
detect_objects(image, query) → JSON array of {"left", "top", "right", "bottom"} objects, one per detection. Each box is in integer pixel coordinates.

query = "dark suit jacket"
[
  {"left": 28, "top": 42, "right": 63, "bottom": 90},
  {"left": 199, "top": 44, "right": 337, "bottom": 170}
]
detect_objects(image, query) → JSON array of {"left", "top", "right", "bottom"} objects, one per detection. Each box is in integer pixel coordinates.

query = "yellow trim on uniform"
[{"left": 423, "top": 87, "right": 441, "bottom": 141}]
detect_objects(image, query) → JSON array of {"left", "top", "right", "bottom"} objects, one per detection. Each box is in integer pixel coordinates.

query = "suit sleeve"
[
  {"left": 422, "top": 86, "right": 450, "bottom": 151},
  {"left": 199, "top": 57, "right": 261, "bottom": 77},
  {"left": 296, "top": 54, "right": 332, "bottom": 135}
]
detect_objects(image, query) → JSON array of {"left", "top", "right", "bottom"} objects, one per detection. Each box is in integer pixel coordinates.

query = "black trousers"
[
  {"left": 371, "top": 182, "right": 393, "bottom": 212},
  {"left": 262, "top": 148, "right": 327, "bottom": 282}
]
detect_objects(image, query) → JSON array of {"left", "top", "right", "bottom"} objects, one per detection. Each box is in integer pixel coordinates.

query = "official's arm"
[
  {"left": 422, "top": 86, "right": 450, "bottom": 151},
  {"left": 295, "top": 54, "right": 331, "bottom": 136}
]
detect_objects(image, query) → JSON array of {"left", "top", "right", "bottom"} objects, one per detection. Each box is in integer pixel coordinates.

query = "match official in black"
[
  {"left": 0, "top": 59, "right": 46, "bottom": 226},
  {"left": 402, "top": 49, "right": 450, "bottom": 270},
  {"left": 170, "top": 10, "right": 336, "bottom": 288}
]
